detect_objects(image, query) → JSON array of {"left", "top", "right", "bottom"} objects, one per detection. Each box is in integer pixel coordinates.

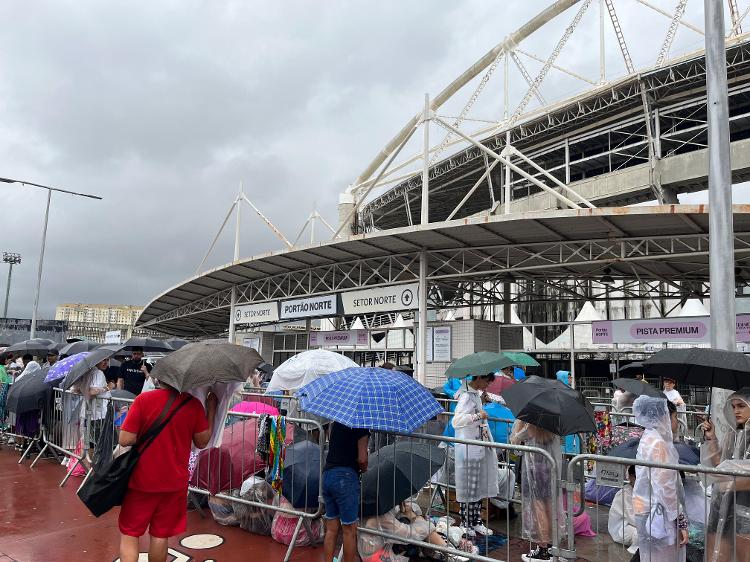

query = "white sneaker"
[{"left": 472, "top": 523, "right": 493, "bottom": 536}]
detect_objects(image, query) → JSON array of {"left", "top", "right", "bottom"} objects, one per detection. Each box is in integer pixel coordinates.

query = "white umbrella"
[{"left": 265, "top": 349, "right": 357, "bottom": 393}]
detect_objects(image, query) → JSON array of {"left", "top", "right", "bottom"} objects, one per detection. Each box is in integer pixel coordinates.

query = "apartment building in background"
[
  {"left": 55, "top": 303, "right": 143, "bottom": 325},
  {"left": 54, "top": 303, "right": 150, "bottom": 342}
]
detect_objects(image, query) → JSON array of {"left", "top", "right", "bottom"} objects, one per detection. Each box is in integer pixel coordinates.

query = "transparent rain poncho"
[
  {"left": 701, "top": 388, "right": 750, "bottom": 562},
  {"left": 510, "top": 420, "right": 563, "bottom": 545},
  {"left": 631, "top": 396, "right": 684, "bottom": 562}
]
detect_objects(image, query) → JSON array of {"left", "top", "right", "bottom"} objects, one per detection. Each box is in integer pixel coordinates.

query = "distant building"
[
  {"left": 54, "top": 303, "right": 155, "bottom": 343},
  {"left": 55, "top": 303, "right": 143, "bottom": 325}
]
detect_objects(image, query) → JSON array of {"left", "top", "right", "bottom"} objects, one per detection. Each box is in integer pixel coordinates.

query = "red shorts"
[{"left": 118, "top": 488, "right": 187, "bottom": 538}]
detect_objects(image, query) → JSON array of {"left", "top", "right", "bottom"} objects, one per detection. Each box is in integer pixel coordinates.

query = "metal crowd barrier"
[
  {"left": 30, "top": 388, "right": 89, "bottom": 486},
  {"left": 187, "top": 410, "right": 325, "bottom": 562},
  {"left": 565, "top": 452, "right": 750, "bottom": 562},
  {"left": 355, "top": 429, "right": 561, "bottom": 562}
]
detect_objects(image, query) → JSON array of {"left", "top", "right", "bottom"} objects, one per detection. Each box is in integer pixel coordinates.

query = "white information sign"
[
  {"left": 309, "top": 330, "right": 368, "bottom": 347},
  {"left": 341, "top": 283, "right": 418, "bottom": 315},
  {"left": 104, "top": 330, "right": 122, "bottom": 344},
  {"left": 432, "top": 326, "right": 452, "bottom": 362},
  {"left": 279, "top": 295, "right": 338, "bottom": 320},
  {"left": 234, "top": 301, "right": 279, "bottom": 324},
  {"left": 242, "top": 336, "right": 261, "bottom": 351},
  {"left": 596, "top": 462, "right": 626, "bottom": 488},
  {"left": 592, "top": 314, "right": 750, "bottom": 344},
  {"left": 425, "top": 327, "right": 433, "bottom": 362}
]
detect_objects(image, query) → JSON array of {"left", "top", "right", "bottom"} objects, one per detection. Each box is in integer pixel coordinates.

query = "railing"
[
  {"left": 566, "top": 452, "right": 750, "bottom": 562},
  {"left": 355, "top": 428, "right": 562, "bottom": 562}
]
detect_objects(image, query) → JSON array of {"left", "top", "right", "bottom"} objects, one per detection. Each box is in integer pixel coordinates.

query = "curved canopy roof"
[{"left": 138, "top": 205, "right": 750, "bottom": 337}]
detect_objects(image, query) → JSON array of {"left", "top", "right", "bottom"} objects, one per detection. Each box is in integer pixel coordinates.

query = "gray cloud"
[{"left": 0, "top": 1, "right": 743, "bottom": 319}]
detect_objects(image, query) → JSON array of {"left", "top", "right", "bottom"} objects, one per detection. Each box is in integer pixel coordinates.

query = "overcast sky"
[{"left": 0, "top": 0, "right": 745, "bottom": 319}]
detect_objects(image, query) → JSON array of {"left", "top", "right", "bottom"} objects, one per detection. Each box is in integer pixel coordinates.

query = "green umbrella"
[
  {"left": 445, "top": 351, "right": 514, "bottom": 379},
  {"left": 501, "top": 351, "right": 540, "bottom": 367}
]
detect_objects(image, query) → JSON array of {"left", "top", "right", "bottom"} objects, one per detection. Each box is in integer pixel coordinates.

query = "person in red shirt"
[{"left": 117, "top": 383, "right": 217, "bottom": 562}]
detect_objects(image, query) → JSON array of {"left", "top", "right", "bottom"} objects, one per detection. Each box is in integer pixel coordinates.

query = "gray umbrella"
[
  {"left": 62, "top": 347, "right": 122, "bottom": 390},
  {"left": 151, "top": 342, "right": 263, "bottom": 393},
  {"left": 6, "top": 338, "right": 56, "bottom": 356},
  {"left": 165, "top": 337, "right": 189, "bottom": 350},
  {"left": 120, "top": 337, "right": 173, "bottom": 353},
  {"left": 59, "top": 340, "right": 101, "bottom": 356}
]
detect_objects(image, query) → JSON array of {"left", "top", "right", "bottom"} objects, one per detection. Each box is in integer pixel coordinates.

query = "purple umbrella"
[{"left": 45, "top": 352, "right": 90, "bottom": 383}]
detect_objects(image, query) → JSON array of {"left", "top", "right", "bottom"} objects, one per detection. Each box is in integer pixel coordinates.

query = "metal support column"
[
  {"left": 418, "top": 251, "right": 428, "bottom": 386},
  {"left": 30, "top": 190, "right": 51, "bottom": 339},
  {"left": 705, "top": 0, "right": 736, "bottom": 438},
  {"left": 504, "top": 131, "right": 512, "bottom": 214},
  {"left": 417, "top": 94, "right": 430, "bottom": 385},
  {"left": 229, "top": 184, "right": 242, "bottom": 344}
]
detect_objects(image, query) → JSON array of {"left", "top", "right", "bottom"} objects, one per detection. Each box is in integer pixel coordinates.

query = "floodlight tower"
[{"left": 2, "top": 252, "right": 21, "bottom": 318}]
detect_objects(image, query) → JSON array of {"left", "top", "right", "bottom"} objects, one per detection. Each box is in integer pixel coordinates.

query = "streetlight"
[
  {"left": 0, "top": 177, "right": 102, "bottom": 337},
  {"left": 2, "top": 252, "right": 21, "bottom": 318}
]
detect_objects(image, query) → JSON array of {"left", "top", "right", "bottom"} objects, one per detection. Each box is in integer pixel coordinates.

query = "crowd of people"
[{"left": 1, "top": 345, "right": 750, "bottom": 562}]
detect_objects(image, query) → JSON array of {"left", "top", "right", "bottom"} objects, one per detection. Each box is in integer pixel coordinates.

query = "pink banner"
[{"left": 592, "top": 315, "right": 750, "bottom": 344}]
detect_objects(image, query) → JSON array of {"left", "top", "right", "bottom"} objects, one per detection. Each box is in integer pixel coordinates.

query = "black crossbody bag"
[{"left": 78, "top": 392, "right": 192, "bottom": 517}]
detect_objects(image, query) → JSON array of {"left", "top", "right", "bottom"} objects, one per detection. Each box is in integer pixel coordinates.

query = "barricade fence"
[
  {"left": 186, "top": 410, "right": 325, "bottom": 562},
  {"left": 566, "top": 452, "right": 750, "bottom": 562},
  {"left": 355, "top": 428, "right": 561, "bottom": 562}
]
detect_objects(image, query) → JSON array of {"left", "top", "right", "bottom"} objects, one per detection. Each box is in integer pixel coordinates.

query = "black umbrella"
[
  {"left": 256, "top": 362, "right": 274, "bottom": 375},
  {"left": 151, "top": 342, "right": 263, "bottom": 393},
  {"left": 611, "top": 378, "right": 665, "bottom": 399},
  {"left": 6, "top": 338, "right": 55, "bottom": 356},
  {"left": 59, "top": 340, "right": 101, "bottom": 356},
  {"left": 61, "top": 347, "right": 122, "bottom": 390},
  {"left": 361, "top": 442, "right": 446, "bottom": 517},
  {"left": 501, "top": 375, "right": 596, "bottom": 436},
  {"left": 618, "top": 362, "right": 645, "bottom": 378},
  {"left": 608, "top": 437, "right": 699, "bottom": 466},
  {"left": 643, "top": 347, "right": 750, "bottom": 390},
  {"left": 276, "top": 440, "right": 322, "bottom": 509},
  {"left": 120, "top": 337, "right": 173, "bottom": 353},
  {"left": 6, "top": 367, "right": 52, "bottom": 415}
]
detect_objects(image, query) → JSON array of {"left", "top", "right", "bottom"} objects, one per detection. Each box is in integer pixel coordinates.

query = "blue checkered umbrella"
[
  {"left": 296, "top": 367, "right": 443, "bottom": 432},
  {"left": 44, "top": 352, "right": 90, "bottom": 384}
]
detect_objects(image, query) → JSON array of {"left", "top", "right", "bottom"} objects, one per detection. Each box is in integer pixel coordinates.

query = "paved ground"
[
  {"left": 0, "top": 447, "right": 321, "bottom": 562},
  {"left": 0, "top": 445, "right": 629, "bottom": 561}
]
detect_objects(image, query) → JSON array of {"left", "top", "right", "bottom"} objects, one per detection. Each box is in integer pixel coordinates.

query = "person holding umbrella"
[
  {"left": 79, "top": 358, "right": 111, "bottom": 451},
  {"left": 631, "top": 395, "right": 688, "bottom": 561},
  {"left": 700, "top": 387, "right": 750, "bottom": 562},
  {"left": 117, "top": 347, "right": 152, "bottom": 396},
  {"left": 451, "top": 372, "right": 499, "bottom": 539},
  {"left": 503, "top": 375, "right": 595, "bottom": 562}
]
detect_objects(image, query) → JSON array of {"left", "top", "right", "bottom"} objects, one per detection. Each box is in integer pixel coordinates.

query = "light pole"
[
  {"left": 2, "top": 252, "right": 21, "bottom": 318},
  {"left": 704, "top": 2, "right": 735, "bottom": 448},
  {"left": 0, "top": 177, "right": 102, "bottom": 337}
]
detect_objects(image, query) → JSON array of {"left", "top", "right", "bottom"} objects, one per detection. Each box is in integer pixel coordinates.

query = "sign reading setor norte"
[
  {"left": 234, "top": 301, "right": 279, "bottom": 324},
  {"left": 341, "top": 283, "right": 419, "bottom": 315},
  {"left": 279, "top": 295, "right": 338, "bottom": 320}
]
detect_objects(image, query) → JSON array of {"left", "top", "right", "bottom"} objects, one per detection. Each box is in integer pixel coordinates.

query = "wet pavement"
[
  {"left": 0, "top": 446, "right": 630, "bottom": 561},
  {"left": 0, "top": 448, "right": 324, "bottom": 562}
]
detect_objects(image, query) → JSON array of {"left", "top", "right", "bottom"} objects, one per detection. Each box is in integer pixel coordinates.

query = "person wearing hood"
[
  {"left": 509, "top": 417, "right": 564, "bottom": 562},
  {"left": 15, "top": 355, "right": 39, "bottom": 383},
  {"left": 451, "top": 373, "right": 499, "bottom": 540},
  {"left": 632, "top": 395, "right": 688, "bottom": 561},
  {"left": 700, "top": 387, "right": 750, "bottom": 562}
]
